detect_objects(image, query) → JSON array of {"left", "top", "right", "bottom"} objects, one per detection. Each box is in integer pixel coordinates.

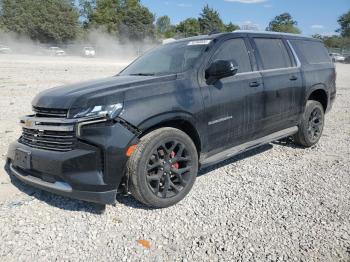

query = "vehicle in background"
[
  {"left": 6, "top": 31, "right": 336, "bottom": 208},
  {"left": 82, "top": 47, "right": 96, "bottom": 57},
  {"left": 329, "top": 52, "right": 345, "bottom": 62},
  {"left": 0, "top": 44, "right": 12, "bottom": 54},
  {"left": 48, "top": 47, "right": 66, "bottom": 56},
  {"left": 343, "top": 56, "right": 350, "bottom": 64}
]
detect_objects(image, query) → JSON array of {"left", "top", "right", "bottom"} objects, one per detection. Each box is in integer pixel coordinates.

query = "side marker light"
[{"left": 126, "top": 145, "right": 137, "bottom": 157}]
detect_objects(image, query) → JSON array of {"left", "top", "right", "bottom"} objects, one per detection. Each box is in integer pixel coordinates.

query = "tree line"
[
  {"left": 0, "top": 0, "right": 239, "bottom": 43},
  {"left": 155, "top": 5, "right": 239, "bottom": 39},
  {"left": 312, "top": 11, "right": 350, "bottom": 50},
  {"left": 0, "top": 0, "right": 349, "bottom": 49}
]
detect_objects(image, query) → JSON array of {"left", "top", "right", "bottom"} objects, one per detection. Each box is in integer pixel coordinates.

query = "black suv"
[{"left": 6, "top": 31, "right": 336, "bottom": 208}]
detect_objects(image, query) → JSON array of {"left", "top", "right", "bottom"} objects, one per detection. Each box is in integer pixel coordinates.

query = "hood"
[{"left": 32, "top": 74, "right": 177, "bottom": 110}]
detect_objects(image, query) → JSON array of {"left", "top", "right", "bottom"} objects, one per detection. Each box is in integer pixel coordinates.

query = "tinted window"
[
  {"left": 290, "top": 40, "right": 330, "bottom": 64},
  {"left": 211, "top": 38, "right": 252, "bottom": 73},
  {"left": 254, "top": 38, "right": 293, "bottom": 69}
]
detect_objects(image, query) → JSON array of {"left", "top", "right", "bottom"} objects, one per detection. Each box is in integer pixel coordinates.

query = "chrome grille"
[
  {"left": 33, "top": 106, "right": 68, "bottom": 118},
  {"left": 18, "top": 109, "right": 106, "bottom": 152},
  {"left": 19, "top": 128, "right": 76, "bottom": 152}
]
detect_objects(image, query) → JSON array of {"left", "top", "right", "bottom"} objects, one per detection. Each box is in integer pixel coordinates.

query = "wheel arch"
[
  {"left": 137, "top": 113, "right": 202, "bottom": 155},
  {"left": 306, "top": 86, "right": 328, "bottom": 112}
]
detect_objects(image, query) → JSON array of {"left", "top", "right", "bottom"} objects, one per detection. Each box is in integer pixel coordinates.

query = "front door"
[{"left": 201, "top": 37, "right": 264, "bottom": 153}]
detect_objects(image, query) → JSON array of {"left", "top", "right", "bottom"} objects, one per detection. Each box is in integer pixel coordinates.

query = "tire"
[
  {"left": 293, "top": 100, "right": 325, "bottom": 147},
  {"left": 127, "top": 127, "right": 198, "bottom": 208}
]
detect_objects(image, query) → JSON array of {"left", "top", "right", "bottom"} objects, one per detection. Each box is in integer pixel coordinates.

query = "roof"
[
  {"left": 171, "top": 30, "right": 315, "bottom": 44},
  {"left": 233, "top": 30, "right": 313, "bottom": 38},
  {"left": 174, "top": 33, "right": 228, "bottom": 42}
]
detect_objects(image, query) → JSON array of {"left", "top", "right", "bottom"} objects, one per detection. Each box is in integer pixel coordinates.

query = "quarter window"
[
  {"left": 254, "top": 38, "right": 293, "bottom": 70},
  {"left": 290, "top": 40, "right": 331, "bottom": 64},
  {"left": 211, "top": 38, "right": 252, "bottom": 73}
]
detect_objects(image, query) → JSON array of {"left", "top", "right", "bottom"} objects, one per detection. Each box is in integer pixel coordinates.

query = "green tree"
[
  {"left": 118, "top": 0, "right": 155, "bottom": 41},
  {"left": 198, "top": 5, "right": 225, "bottom": 34},
  {"left": 87, "top": 0, "right": 155, "bottom": 41},
  {"left": 156, "top": 15, "right": 171, "bottom": 34},
  {"left": 266, "top": 12, "right": 301, "bottom": 34},
  {"left": 88, "top": 0, "right": 121, "bottom": 33},
  {"left": 312, "top": 34, "right": 323, "bottom": 40},
  {"left": 0, "top": 0, "right": 80, "bottom": 43},
  {"left": 337, "top": 10, "right": 350, "bottom": 37},
  {"left": 225, "top": 22, "right": 240, "bottom": 32},
  {"left": 165, "top": 26, "right": 177, "bottom": 38},
  {"left": 313, "top": 34, "right": 350, "bottom": 49},
  {"left": 78, "top": 0, "right": 96, "bottom": 27},
  {"left": 176, "top": 18, "right": 200, "bottom": 37}
]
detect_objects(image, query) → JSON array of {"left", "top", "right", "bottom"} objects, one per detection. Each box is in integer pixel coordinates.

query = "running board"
[{"left": 200, "top": 126, "right": 298, "bottom": 169}]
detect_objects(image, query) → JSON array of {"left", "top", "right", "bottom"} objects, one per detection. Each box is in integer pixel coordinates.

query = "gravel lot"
[{"left": 0, "top": 55, "right": 349, "bottom": 261}]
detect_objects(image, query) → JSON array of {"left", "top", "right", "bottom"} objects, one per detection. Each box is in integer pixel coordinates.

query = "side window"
[
  {"left": 254, "top": 38, "right": 293, "bottom": 70},
  {"left": 211, "top": 38, "right": 252, "bottom": 73},
  {"left": 290, "top": 40, "right": 331, "bottom": 64}
]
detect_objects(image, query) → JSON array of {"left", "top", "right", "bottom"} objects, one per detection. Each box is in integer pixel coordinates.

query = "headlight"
[{"left": 72, "top": 103, "right": 123, "bottom": 119}]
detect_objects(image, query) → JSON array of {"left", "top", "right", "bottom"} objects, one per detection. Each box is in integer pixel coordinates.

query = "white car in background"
[
  {"left": 0, "top": 44, "right": 12, "bottom": 54},
  {"left": 329, "top": 53, "right": 345, "bottom": 62},
  {"left": 48, "top": 47, "right": 66, "bottom": 56},
  {"left": 83, "top": 47, "right": 96, "bottom": 57}
]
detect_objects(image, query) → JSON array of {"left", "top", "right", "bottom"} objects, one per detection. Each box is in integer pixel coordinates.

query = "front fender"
[
  {"left": 119, "top": 110, "right": 207, "bottom": 154},
  {"left": 137, "top": 111, "right": 198, "bottom": 131}
]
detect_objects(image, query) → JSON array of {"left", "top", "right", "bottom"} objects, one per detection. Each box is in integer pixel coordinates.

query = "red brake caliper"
[{"left": 170, "top": 151, "right": 179, "bottom": 169}]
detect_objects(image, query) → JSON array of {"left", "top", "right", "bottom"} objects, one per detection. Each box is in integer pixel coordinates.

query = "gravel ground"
[{"left": 0, "top": 55, "right": 349, "bottom": 261}]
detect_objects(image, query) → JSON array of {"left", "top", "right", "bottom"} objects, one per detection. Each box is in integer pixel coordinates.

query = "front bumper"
[
  {"left": 5, "top": 161, "right": 117, "bottom": 204},
  {"left": 5, "top": 117, "right": 138, "bottom": 204}
]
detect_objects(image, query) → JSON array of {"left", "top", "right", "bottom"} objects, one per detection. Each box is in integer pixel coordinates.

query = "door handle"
[
  {"left": 289, "top": 75, "right": 298, "bottom": 81},
  {"left": 249, "top": 81, "right": 260, "bottom": 87}
]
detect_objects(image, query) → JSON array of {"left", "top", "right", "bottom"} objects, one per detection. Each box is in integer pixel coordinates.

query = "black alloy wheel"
[
  {"left": 307, "top": 107, "right": 323, "bottom": 143},
  {"left": 128, "top": 127, "right": 198, "bottom": 208},
  {"left": 293, "top": 100, "right": 325, "bottom": 147},
  {"left": 146, "top": 140, "right": 192, "bottom": 198}
]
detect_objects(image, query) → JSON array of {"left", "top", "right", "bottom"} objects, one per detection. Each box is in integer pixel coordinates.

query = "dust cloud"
[{"left": 0, "top": 29, "right": 158, "bottom": 61}]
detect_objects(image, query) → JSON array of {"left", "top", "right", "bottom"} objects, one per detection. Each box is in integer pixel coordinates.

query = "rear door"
[
  {"left": 250, "top": 37, "right": 303, "bottom": 135},
  {"left": 200, "top": 37, "right": 264, "bottom": 152}
]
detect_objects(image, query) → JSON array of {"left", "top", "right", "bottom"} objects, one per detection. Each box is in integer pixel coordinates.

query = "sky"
[{"left": 141, "top": 0, "right": 350, "bottom": 36}]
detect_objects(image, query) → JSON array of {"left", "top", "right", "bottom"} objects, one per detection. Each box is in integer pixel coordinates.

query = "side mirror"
[{"left": 205, "top": 60, "right": 238, "bottom": 85}]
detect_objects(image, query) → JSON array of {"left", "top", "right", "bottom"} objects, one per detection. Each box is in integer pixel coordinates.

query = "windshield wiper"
[{"left": 129, "top": 73, "right": 155, "bottom": 76}]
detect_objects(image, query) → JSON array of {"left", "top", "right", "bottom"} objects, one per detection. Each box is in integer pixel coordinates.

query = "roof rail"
[{"left": 233, "top": 30, "right": 311, "bottom": 38}]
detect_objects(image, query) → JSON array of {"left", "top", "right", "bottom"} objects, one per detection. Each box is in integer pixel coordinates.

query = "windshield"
[{"left": 120, "top": 41, "right": 209, "bottom": 76}]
